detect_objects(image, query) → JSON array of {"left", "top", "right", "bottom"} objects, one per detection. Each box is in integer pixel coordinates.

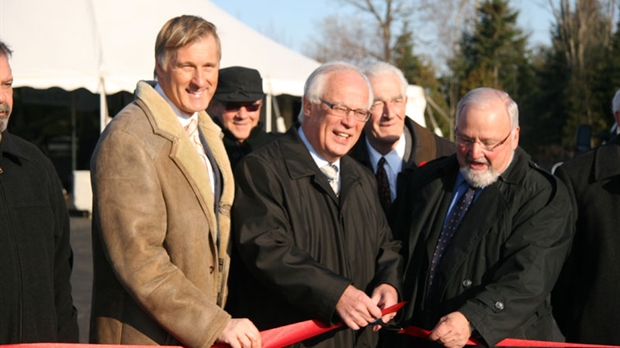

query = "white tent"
[
  {"left": 0, "top": 0, "right": 323, "bottom": 131},
  {"left": 0, "top": 0, "right": 430, "bottom": 212}
]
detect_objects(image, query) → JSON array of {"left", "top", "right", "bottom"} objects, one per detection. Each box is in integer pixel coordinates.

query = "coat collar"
[
  {"left": 280, "top": 126, "right": 363, "bottom": 203},
  {"left": 0, "top": 131, "right": 30, "bottom": 165},
  {"left": 594, "top": 135, "right": 620, "bottom": 181},
  {"left": 133, "top": 81, "right": 234, "bottom": 224},
  {"left": 350, "top": 116, "right": 418, "bottom": 170},
  {"left": 426, "top": 149, "right": 531, "bottom": 290}
]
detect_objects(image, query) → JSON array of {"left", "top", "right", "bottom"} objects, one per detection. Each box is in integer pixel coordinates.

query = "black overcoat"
[
  {"left": 552, "top": 135, "right": 620, "bottom": 345},
  {"left": 388, "top": 148, "right": 572, "bottom": 347},
  {"left": 227, "top": 127, "right": 403, "bottom": 348},
  {"left": 0, "top": 131, "right": 78, "bottom": 343}
]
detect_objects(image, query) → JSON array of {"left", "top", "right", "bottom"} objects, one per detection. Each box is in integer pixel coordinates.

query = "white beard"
[{"left": 460, "top": 151, "right": 514, "bottom": 188}]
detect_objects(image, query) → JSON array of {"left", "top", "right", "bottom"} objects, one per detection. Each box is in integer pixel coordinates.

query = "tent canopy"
[
  {"left": 0, "top": 0, "right": 428, "bottom": 127},
  {"left": 0, "top": 0, "right": 320, "bottom": 97}
]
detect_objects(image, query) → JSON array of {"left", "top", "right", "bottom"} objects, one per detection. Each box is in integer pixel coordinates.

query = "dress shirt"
[
  {"left": 299, "top": 126, "right": 341, "bottom": 192},
  {"left": 154, "top": 83, "right": 215, "bottom": 194},
  {"left": 366, "top": 132, "right": 406, "bottom": 201}
]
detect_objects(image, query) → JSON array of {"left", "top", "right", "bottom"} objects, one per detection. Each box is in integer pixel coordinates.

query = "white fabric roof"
[{"left": 0, "top": 0, "right": 320, "bottom": 97}]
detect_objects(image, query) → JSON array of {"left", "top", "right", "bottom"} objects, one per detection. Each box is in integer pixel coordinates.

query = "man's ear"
[{"left": 302, "top": 97, "right": 313, "bottom": 119}]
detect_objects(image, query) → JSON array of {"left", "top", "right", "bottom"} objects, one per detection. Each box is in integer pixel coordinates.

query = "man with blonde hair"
[{"left": 90, "top": 15, "right": 260, "bottom": 348}]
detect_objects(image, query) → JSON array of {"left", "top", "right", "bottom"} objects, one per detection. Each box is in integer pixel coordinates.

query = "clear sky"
[{"left": 210, "top": 0, "right": 555, "bottom": 60}]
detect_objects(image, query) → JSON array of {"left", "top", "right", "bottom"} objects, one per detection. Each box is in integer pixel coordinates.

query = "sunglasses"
[{"left": 224, "top": 102, "right": 261, "bottom": 112}]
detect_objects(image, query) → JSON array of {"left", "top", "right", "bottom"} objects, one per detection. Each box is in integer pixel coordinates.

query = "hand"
[
  {"left": 370, "top": 283, "right": 398, "bottom": 332},
  {"left": 216, "top": 318, "right": 262, "bottom": 348},
  {"left": 335, "top": 285, "right": 382, "bottom": 330},
  {"left": 428, "top": 311, "right": 472, "bottom": 348}
]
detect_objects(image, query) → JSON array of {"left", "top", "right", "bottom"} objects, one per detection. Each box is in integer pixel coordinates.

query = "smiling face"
[
  {"left": 210, "top": 99, "right": 262, "bottom": 142},
  {"left": 365, "top": 72, "right": 407, "bottom": 155},
  {"left": 456, "top": 102, "right": 519, "bottom": 187},
  {"left": 156, "top": 35, "right": 219, "bottom": 116},
  {"left": 0, "top": 53, "right": 13, "bottom": 133},
  {"left": 302, "top": 70, "right": 370, "bottom": 162}
]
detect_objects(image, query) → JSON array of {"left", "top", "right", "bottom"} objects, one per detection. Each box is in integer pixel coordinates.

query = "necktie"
[
  {"left": 376, "top": 157, "right": 391, "bottom": 214},
  {"left": 184, "top": 118, "right": 216, "bottom": 196},
  {"left": 320, "top": 163, "right": 339, "bottom": 195},
  {"left": 426, "top": 186, "right": 477, "bottom": 313}
]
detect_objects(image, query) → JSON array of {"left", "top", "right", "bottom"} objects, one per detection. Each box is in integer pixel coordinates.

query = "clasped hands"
[{"left": 334, "top": 283, "right": 398, "bottom": 332}]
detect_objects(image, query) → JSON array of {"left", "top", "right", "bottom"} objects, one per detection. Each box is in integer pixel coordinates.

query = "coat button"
[
  {"left": 462, "top": 279, "right": 472, "bottom": 288},
  {"left": 209, "top": 266, "right": 214, "bottom": 274},
  {"left": 494, "top": 301, "right": 504, "bottom": 310}
]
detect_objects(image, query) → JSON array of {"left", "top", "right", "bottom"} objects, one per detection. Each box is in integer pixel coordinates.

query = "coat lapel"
[
  {"left": 134, "top": 82, "right": 220, "bottom": 229},
  {"left": 281, "top": 127, "right": 341, "bottom": 203},
  {"left": 435, "top": 150, "right": 528, "bottom": 293}
]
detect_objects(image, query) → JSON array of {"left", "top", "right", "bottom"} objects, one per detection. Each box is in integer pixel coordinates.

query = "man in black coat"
[
  {"left": 208, "top": 66, "right": 277, "bottom": 169},
  {"left": 0, "top": 40, "right": 78, "bottom": 344},
  {"left": 389, "top": 87, "right": 572, "bottom": 347},
  {"left": 227, "top": 61, "right": 403, "bottom": 348},
  {"left": 552, "top": 90, "right": 620, "bottom": 345},
  {"left": 349, "top": 62, "right": 453, "bottom": 215}
]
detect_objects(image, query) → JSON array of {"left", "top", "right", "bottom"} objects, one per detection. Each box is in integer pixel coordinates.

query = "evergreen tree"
[
  {"left": 392, "top": 21, "right": 452, "bottom": 136},
  {"left": 458, "top": 0, "right": 528, "bottom": 97}
]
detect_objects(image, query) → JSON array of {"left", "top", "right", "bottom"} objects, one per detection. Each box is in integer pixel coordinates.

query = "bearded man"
[{"left": 386, "top": 87, "right": 573, "bottom": 348}]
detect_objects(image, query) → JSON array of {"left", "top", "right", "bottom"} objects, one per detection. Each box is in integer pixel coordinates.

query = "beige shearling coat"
[{"left": 89, "top": 81, "right": 234, "bottom": 348}]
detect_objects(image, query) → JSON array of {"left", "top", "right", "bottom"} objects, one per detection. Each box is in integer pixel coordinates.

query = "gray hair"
[
  {"left": 363, "top": 61, "right": 408, "bottom": 97},
  {"left": 612, "top": 89, "right": 620, "bottom": 114},
  {"left": 456, "top": 87, "right": 519, "bottom": 130},
  {"left": 0, "top": 40, "right": 13, "bottom": 59},
  {"left": 298, "top": 61, "right": 373, "bottom": 122}
]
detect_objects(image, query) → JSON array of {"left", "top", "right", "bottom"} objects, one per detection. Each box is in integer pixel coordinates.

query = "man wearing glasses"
[
  {"left": 227, "top": 61, "right": 403, "bottom": 348},
  {"left": 208, "top": 66, "right": 277, "bottom": 168},
  {"left": 350, "top": 62, "right": 454, "bottom": 215},
  {"left": 387, "top": 87, "right": 572, "bottom": 348}
]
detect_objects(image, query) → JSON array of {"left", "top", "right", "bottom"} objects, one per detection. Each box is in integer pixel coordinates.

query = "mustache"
[
  {"left": 466, "top": 156, "right": 489, "bottom": 166},
  {"left": 0, "top": 103, "right": 10, "bottom": 115}
]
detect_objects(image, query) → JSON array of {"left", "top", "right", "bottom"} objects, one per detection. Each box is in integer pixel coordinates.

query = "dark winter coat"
[
  {"left": 226, "top": 126, "right": 403, "bottom": 348},
  {"left": 552, "top": 134, "right": 620, "bottom": 345},
  {"left": 0, "top": 131, "right": 78, "bottom": 344},
  {"left": 219, "top": 122, "right": 278, "bottom": 169},
  {"left": 388, "top": 148, "right": 573, "bottom": 347}
]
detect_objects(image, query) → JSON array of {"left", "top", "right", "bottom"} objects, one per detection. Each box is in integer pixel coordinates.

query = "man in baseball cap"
[{"left": 208, "top": 66, "right": 276, "bottom": 168}]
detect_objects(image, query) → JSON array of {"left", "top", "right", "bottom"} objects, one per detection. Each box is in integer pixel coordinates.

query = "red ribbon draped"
[{"left": 3, "top": 302, "right": 618, "bottom": 348}]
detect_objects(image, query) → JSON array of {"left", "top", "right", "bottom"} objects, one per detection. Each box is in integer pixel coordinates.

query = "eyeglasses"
[
  {"left": 455, "top": 128, "right": 512, "bottom": 152},
  {"left": 370, "top": 96, "right": 405, "bottom": 110},
  {"left": 224, "top": 101, "right": 261, "bottom": 112},
  {"left": 319, "top": 98, "right": 370, "bottom": 122}
]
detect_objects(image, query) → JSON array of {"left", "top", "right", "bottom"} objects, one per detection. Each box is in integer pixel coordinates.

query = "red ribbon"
[
  {"left": 399, "top": 325, "right": 620, "bottom": 347},
  {"left": 221, "top": 301, "right": 407, "bottom": 348},
  {"left": 3, "top": 302, "right": 618, "bottom": 348}
]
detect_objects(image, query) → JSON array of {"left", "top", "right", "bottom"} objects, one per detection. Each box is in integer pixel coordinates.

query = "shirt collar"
[
  {"left": 154, "top": 83, "right": 197, "bottom": 127},
  {"left": 298, "top": 126, "right": 340, "bottom": 171},
  {"left": 366, "top": 131, "right": 406, "bottom": 173}
]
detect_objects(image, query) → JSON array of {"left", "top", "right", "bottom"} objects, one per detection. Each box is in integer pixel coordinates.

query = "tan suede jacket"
[{"left": 89, "top": 81, "right": 234, "bottom": 348}]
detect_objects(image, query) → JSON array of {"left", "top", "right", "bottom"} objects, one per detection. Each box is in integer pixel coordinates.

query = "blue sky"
[{"left": 210, "top": 0, "right": 555, "bottom": 58}]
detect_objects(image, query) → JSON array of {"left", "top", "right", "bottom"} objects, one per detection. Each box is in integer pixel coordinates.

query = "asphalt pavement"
[{"left": 69, "top": 216, "right": 93, "bottom": 343}]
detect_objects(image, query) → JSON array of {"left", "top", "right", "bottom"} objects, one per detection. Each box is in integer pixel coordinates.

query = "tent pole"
[
  {"left": 71, "top": 91, "right": 77, "bottom": 172},
  {"left": 99, "top": 78, "right": 108, "bottom": 133},
  {"left": 265, "top": 94, "right": 272, "bottom": 132}
]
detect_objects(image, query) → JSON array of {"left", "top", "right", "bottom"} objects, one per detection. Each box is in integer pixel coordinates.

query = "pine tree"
[{"left": 458, "top": 0, "right": 528, "bottom": 97}]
